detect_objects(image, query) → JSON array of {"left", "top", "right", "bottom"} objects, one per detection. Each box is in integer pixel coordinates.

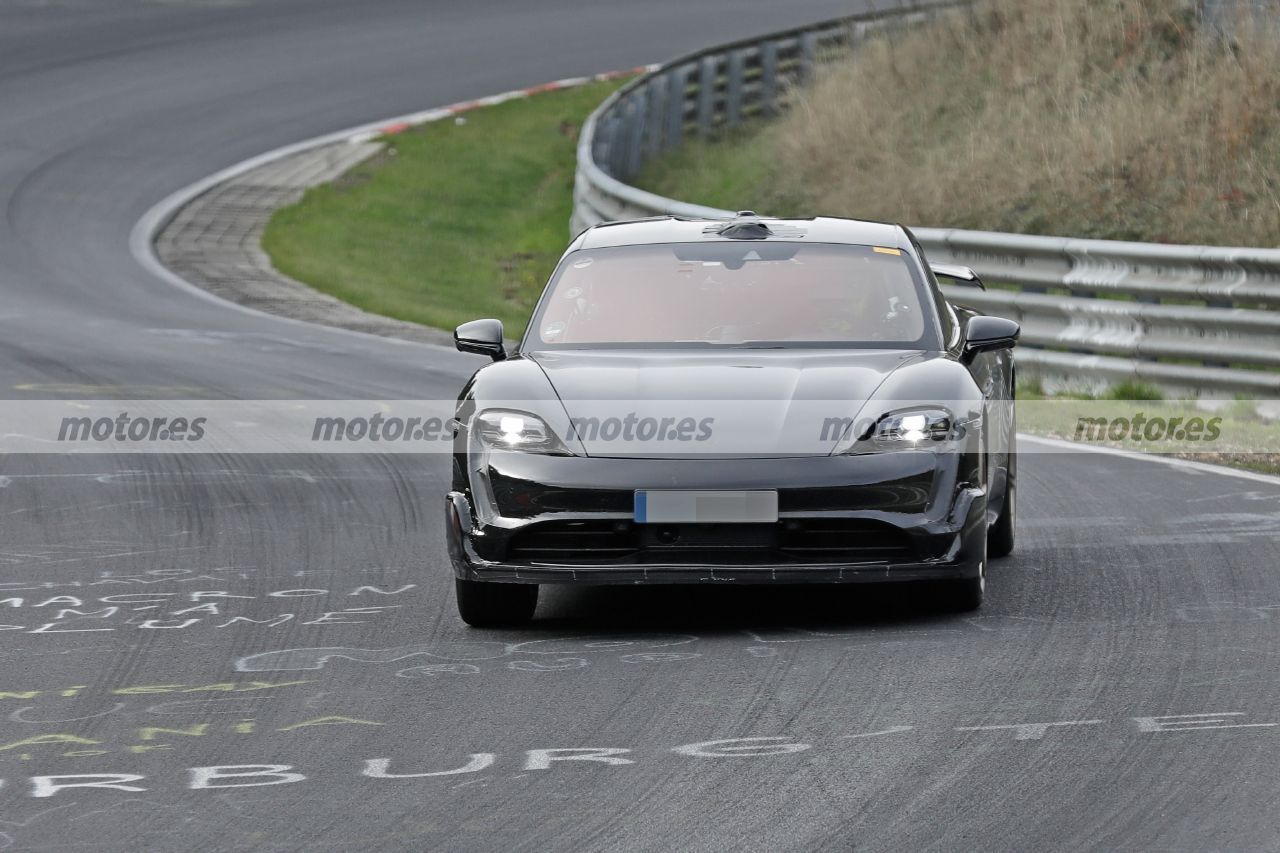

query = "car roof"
[{"left": 572, "top": 214, "right": 909, "bottom": 251}]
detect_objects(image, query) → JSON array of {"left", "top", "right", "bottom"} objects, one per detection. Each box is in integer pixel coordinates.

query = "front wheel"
[
  {"left": 939, "top": 513, "right": 987, "bottom": 612},
  {"left": 455, "top": 578, "right": 538, "bottom": 627},
  {"left": 940, "top": 561, "right": 984, "bottom": 612},
  {"left": 988, "top": 391, "right": 1017, "bottom": 558},
  {"left": 988, "top": 456, "right": 1016, "bottom": 558}
]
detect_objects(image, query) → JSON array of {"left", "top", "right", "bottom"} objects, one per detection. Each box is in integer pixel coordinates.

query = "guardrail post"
[
  {"left": 666, "top": 66, "right": 689, "bottom": 149},
  {"left": 726, "top": 50, "right": 745, "bottom": 128},
  {"left": 592, "top": 120, "right": 610, "bottom": 175},
  {"left": 624, "top": 95, "right": 646, "bottom": 179},
  {"left": 609, "top": 108, "right": 626, "bottom": 179},
  {"left": 613, "top": 113, "right": 631, "bottom": 178},
  {"left": 799, "top": 32, "right": 818, "bottom": 83},
  {"left": 697, "top": 56, "right": 718, "bottom": 137},
  {"left": 848, "top": 20, "right": 868, "bottom": 47},
  {"left": 761, "top": 41, "right": 779, "bottom": 116},
  {"left": 610, "top": 103, "right": 627, "bottom": 179},
  {"left": 599, "top": 114, "right": 621, "bottom": 178},
  {"left": 644, "top": 75, "right": 667, "bottom": 157}
]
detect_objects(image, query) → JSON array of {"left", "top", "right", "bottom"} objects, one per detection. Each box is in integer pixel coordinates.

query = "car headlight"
[
  {"left": 840, "top": 407, "right": 959, "bottom": 453},
  {"left": 473, "top": 410, "right": 573, "bottom": 455},
  {"left": 874, "top": 409, "right": 953, "bottom": 443}
]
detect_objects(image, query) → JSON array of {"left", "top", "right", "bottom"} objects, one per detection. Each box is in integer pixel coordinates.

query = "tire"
[
  {"left": 988, "top": 391, "right": 1017, "bottom": 558},
  {"left": 941, "top": 559, "right": 985, "bottom": 613},
  {"left": 988, "top": 449, "right": 1016, "bottom": 558},
  {"left": 455, "top": 578, "right": 538, "bottom": 627},
  {"left": 940, "top": 508, "right": 987, "bottom": 612}
]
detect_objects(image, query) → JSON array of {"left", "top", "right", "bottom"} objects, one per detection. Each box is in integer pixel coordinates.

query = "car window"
[{"left": 528, "top": 242, "right": 938, "bottom": 349}]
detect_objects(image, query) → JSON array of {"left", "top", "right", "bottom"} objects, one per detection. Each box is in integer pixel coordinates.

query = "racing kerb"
[{"left": 570, "top": 2, "right": 1280, "bottom": 397}]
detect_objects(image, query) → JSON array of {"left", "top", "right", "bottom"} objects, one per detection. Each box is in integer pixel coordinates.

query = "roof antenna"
[{"left": 714, "top": 210, "right": 771, "bottom": 240}]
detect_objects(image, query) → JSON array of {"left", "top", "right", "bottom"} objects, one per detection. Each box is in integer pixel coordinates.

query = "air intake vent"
[{"left": 505, "top": 519, "right": 915, "bottom": 565}]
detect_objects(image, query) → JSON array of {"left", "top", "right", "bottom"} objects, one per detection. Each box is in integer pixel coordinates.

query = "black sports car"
[{"left": 446, "top": 214, "right": 1019, "bottom": 626}]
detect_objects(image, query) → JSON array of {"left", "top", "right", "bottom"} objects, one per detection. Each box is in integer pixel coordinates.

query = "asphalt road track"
[{"left": 2, "top": 1, "right": 1280, "bottom": 850}]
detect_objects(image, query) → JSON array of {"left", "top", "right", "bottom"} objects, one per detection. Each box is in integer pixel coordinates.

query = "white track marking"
[
  {"left": 129, "top": 67, "right": 657, "bottom": 350},
  {"left": 1019, "top": 433, "right": 1280, "bottom": 486}
]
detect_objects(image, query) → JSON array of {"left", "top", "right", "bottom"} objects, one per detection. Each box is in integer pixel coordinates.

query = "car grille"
[
  {"left": 490, "top": 476, "right": 935, "bottom": 520},
  {"left": 505, "top": 519, "right": 915, "bottom": 565},
  {"left": 506, "top": 520, "right": 641, "bottom": 559}
]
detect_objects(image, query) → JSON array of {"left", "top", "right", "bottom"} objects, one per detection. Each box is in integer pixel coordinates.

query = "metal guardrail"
[
  {"left": 1202, "top": 0, "right": 1280, "bottom": 38},
  {"left": 571, "top": 3, "right": 1280, "bottom": 396},
  {"left": 571, "top": 2, "right": 939, "bottom": 233}
]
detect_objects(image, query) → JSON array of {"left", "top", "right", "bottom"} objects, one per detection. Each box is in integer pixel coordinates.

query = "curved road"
[{"left": 2, "top": 1, "right": 1280, "bottom": 849}]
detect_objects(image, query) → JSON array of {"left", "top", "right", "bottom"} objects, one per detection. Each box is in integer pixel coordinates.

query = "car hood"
[{"left": 526, "top": 349, "right": 926, "bottom": 458}]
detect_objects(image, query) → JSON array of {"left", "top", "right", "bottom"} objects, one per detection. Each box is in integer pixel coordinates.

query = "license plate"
[{"left": 634, "top": 490, "right": 778, "bottom": 524}]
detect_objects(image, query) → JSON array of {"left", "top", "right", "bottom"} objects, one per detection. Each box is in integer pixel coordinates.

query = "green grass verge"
[
  {"left": 1015, "top": 379, "right": 1280, "bottom": 476},
  {"left": 632, "top": 127, "right": 794, "bottom": 215},
  {"left": 262, "top": 79, "right": 627, "bottom": 338}
]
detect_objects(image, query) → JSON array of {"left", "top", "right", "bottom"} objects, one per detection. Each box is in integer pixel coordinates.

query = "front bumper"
[{"left": 446, "top": 450, "right": 987, "bottom": 585}]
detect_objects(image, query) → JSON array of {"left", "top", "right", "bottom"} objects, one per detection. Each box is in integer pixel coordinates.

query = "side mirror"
[
  {"left": 454, "top": 318, "right": 506, "bottom": 362},
  {"left": 931, "top": 263, "right": 986, "bottom": 290},
  {"left": 962, "top": 316, "right": 1019, "bottom": 365}
]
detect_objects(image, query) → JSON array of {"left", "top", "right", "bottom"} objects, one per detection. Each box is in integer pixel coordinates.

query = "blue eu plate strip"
[{"left": 633, "top": 491, "right": 647, "bottom": 523}]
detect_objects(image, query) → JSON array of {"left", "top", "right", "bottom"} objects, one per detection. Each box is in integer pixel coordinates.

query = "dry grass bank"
[
  {"left": 776, "top": 0, "right": 1280, "bottom": 244},
  {"left": 641, "top": 0, "right": 1280, "bottom": 246}
]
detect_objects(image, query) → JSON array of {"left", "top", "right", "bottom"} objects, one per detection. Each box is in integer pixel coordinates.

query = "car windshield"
[{"left": 527, "top": 241, "right": 936, "bottom": 349}]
